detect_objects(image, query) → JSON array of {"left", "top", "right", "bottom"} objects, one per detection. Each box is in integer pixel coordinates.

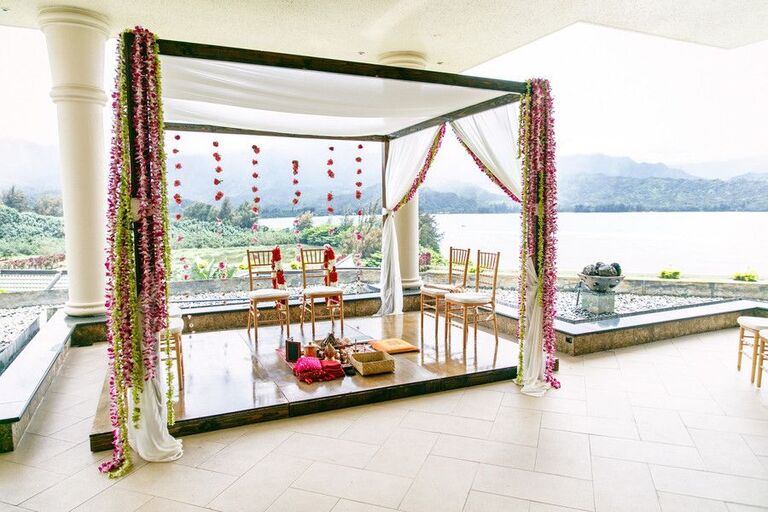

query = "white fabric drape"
[
  {"left": 520, "top": 256, "right": 549, "bottom": 396},
  {"left": 160, "top": 56, "right": 507, "bottom": 137},
  {"left": 127, "top": 341, "right": 183, "bottom": 463},
  {"left": 450, "top": 103, "right": 522, "bottom": 200},
  {"left": 377, "top": 126, "right": 443, "bottom": 315}
]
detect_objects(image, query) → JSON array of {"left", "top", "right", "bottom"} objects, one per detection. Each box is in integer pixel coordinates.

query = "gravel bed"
[
  {"left": 496, "top": 289, "right": 727, "bottom": 322},
  {"left": 0, "top": 305, "right": 49, "bottom": 356}
]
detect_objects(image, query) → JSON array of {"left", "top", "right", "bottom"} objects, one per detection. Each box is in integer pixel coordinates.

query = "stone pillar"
[
  {"left": 379, "top": 51, "right": 427, "bottom": 290},
  {"left": 39, "top": 7, "right": 110, "bottom": 316}
]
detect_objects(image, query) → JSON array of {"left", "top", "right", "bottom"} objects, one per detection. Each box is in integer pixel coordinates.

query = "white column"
[
  {"left": 394, "top": 194, "right": 422, "bottom": 289},
  {"left": 380, "top": 51, "right": 427, "bottom": 291},
  {"left": 39, "top": 7, "right": 110, "bottom": 316}
]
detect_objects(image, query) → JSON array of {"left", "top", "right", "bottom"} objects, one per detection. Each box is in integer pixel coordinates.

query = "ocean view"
[{"left": 261, "top": 211, "right": 768, "bottom": 277}]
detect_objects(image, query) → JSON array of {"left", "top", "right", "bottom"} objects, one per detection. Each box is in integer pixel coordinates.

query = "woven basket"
[{"left": 349, "top": 351, "right": 395, "bottom": 376}]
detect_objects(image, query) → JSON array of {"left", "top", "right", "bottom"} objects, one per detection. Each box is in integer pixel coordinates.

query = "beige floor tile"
[
  {"left": 589, "top": 435, "right": 703, "bottom": 470},
  {"left": 0, "top": 433, "right": 76, "bottom": 466},
  {"left": 450, "top": 389, "right": 504, "bottom": 421},
  {"left": 0, "top": 503, "right": 37, "bottom": 511},
  {"left": 117, "top": 461, "right": 235, "bottom": 507},
  {"left": 399, "top": 455, "right": 477, "bottom": 512},
  {"left": 592, "top": 456, "right": 660, "bottom": 512},
  {"left": 634, "top": 407, "right": 693, "bottom": 446},
  {"left": 529, "top": 503, "right": 593, "bottom": 512},
  {"left": 742, "top": 435, "right": 768, "bottom": 457},
  {"left": 394, "top": 390, "right": 464, "bottom": 415},
  {"left": 657, "top": 492, "right": 728, "bottom": 512},
  {"left": 679, "top": 413, "right": 768, "bottom": 437},
  {"left": 339, "top": 407, "right": 408, "bottom": 445},
  {"left": 489, "top": 407, "right": 542, "bottom": 447},
  {"left": 365, "top": 428, "right": 437, "bottom": 478},
  {"left": 330, "top": 499, "right": 396, "bottom": 512},
  {"left": 173, "top": 436, "right": 227, "bottom": 468},
  {"left": 279, "top": 410, "right": 359, "bottom": 437},
  {"left": 274, "top": 432, "right": 379, "bottom": 469},
  {"left": 535, "top": 429, "right": 591, "bottom": 479},
  {"left": 690, "top": 429, "right": 768, "bottom": 478},
  {"left": 48, "top": 417, "right": 96, "bottom": 443},
  {"left": 726, "top": 503, "right": 768, "bottom": 512},
  {"left": 463, "top": 490, "right": 529, "bottom": 512},
  {"left": 37, "top": 391, "right": 90, "bottom": 415},
  {"left": 650, "top": 465, "right": 768, "bottom": 508},
  {"left": 541, "top": 412, "right": 639, "bottom": 440},
  {"left": 400, "top": 410, "right": 492, "bottom": 439},
  {"left": 72, "top": 487, "right": 153, "bottom": 512},
  {"left": 292, "top": 462, "right": 411, "bottom": 509},
  {"left": 628, "top": 391, "right": 723, "bottom": 415},
  {"left": 473, "top": 464, "right": 594, "bottom": 511},
  {"left": 136, "top": 497, "right": 212, "bottom": 512},
  {"left": 198, "top": 425, "right": 292, "bottom": 476},
  {"left": 586, "top": 390, "right": 634, "bottom": 420},
  {"left": 25, "top": 408, "right": 83, "bottom": 437},
  {"left": 431, "top": 433, "right": 536, "bottom": 469},
  {"left": 0, "top": 460, "right": 63, "bottom": 505},
  {"left": 547, "top": 374, "right": 587, "bottom": 401},
  {"left": 30, "top": 441, "right": 110, "bottom": 476},
  {"left": 266, "top": 488, "right": 338, "bottom": 512},
  {"left": 21, "top": 463, "right": 115, "bottom": 512},
  {"left": 582, "top": 351, "right": 620, "bottom": 369},
  {"left": 503, "top": 393, "right": 587, "bottom": 415},
  {"left": 208, "top": 453, "right": 311, "bottom": 512}
]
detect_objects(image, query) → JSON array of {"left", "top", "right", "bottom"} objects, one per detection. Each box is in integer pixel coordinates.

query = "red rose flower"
[
  {"left": 295, "top": 190, "right": 301, "bottom": 197},
  {"left": 358, "top": 144, "right": 363, "bottom": 149},
  {"left": 214, "top": 191, "right": 224, "bottom": 201},
  {"left": 174, "top": 134, "right": 180, "bottom": 140},
  {"left": 251, "top": 207, "right": 259, "bottom": 214},
  {"left": 292, "top": 178, "right": 299, "bottom": 185},
  {"left": 252, "top": 145, "right": 260, "bottom": 154},
  {"left": 175, "top": 213, "right": 182, "bottom": 220},
  {"left": 327, "top": 170, "right": 335, "bottom": 178},
  {"left": 355, "top": 181, "right": 363, "bottom": 187},
  {"left": 213, "top": 178, "right": 222, "bottom": 185},
  {"left": 215, "top": 166, "right": 223, "bottom": 173},
  {"left": 326, "top": 192, "right": 333, "bottom": 201},
  {"left": 175, "top": 163, "right": 182, "bottom": 169},
  {"left": 172, "top": 148, "right": 179, "bottom": 154},
  {"left": 177, "top": 234, "right": 184, "bottom": 241},
  {"left": 251, "top": 186, "right": 258, "bottom": 193},
  {"left": 292, "top": 198, "right": 299, "bottom": 205},
  {"left": 357, "top": 209, "right": 363, "bottom": 216},
  {"left": 356, "top": 168, "right": 362, "bottom": 174},
  {"left": 213, "top": 141, "right": 219, "bottom": 147},
  {"left": 328, "top": 146, "right": 334, "bottom": 151},
  {"left": 254, "top": 197, "right": 261, "bottom": 203},
  {"left": 327, "top": 207, "right": 334, "bottom": 213},
  {"left": 173, "top": 193, "right": 182, "bottom": 204},
  {"left": 327, "top": 159, "right": 334, "bottom": 166},
  {"left": 213, "top": 152, "right": 221, "bottom": 161},
  {"left": 218, "top": 260, "right": 225, "bottom": 269},
  {"left": 355, "top": 231, "right": 363, "bottom": 241},
  {"left": 252, "top": 223, "right": 259, "bottom": 230},
  {"left": 174, "top": 179, "right": 181, "bottom": 187},
  {"left": 355, "top": 190, "right": 362, "bottom": 199},
  {"left": 252, "top": 159, "right": 258, "bottom": 165},
  {"left": 252, "top": 172, "right": 259, "bottom": 179},
  {"left": 183, "top": 274, "right": 189, "bottom": 281},
  {"left": 293, "top": 169, "right": 299, "bottom": 176}
]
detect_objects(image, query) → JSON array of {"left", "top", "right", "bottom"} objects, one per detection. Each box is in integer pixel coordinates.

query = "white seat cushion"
[
  {"left": 422, "top": 286, "right": 451, "bottom": 297},
  {"left": 426, "top": 283, "right": 459, "bottom": 291},
  {"left": 737, "top": 316, "right": 768, "bottom": 330},
  {"left": 168, "top": 317, "right": 184, "bottom": 334},
  {"left": 249, "top": 288, "right": 290, "bottom": 300},
  {"left": 445, "top": 292, "right": 492, "bottom": 305},
  {"left": 168, "top": 304, "right": 183, "bottom": 318},
  {"left": 303, "top": 285, "right": 343, "bottom": 297}
]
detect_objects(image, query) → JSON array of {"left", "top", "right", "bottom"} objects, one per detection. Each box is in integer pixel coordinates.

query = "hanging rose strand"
[
  {"left": 326, "top": 146, "right": 336, "bottom": 233},
  {"left": 291, "top": 160, "right": 302, "bottom": 261},
  {"left": 353, "top": 143, "right": 365, "bottom": 261},
  {"left": 101, "top": 26, "right": 174, "bottom": 478},
  {"left": 250, "top": 145, "right": 261, "bottom": 244},
  {"left": 516, "top": 79, "right": 559, "bottom": 389}
]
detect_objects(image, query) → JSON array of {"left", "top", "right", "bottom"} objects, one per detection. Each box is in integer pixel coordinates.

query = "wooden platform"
[{"left": 90, "top": 312, "right": 518, "bottom": 451}]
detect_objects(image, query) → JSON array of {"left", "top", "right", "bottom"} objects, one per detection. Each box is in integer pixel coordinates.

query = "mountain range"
[{"left": 1, "top": 138, "right": 767, "bottom": 213}]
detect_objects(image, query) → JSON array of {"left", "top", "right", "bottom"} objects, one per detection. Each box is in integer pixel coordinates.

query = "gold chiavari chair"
[
  {"left": 246, "top": 249, "right": 291, "bottom": 342},
  {"left": 420, "top": 247, "right": 470, "bottom": 343},
  {"left": 757, "top": 331, "right": 767, "bottom": 388},
  {"left": 736, "top": 316, "right": 768, "bottom": 383},
  {"left": 300, "top": 247, "right": 344, "bottom": 340},
  {"left": 444, "top": 250, "right": 501, "bottom": 354}
]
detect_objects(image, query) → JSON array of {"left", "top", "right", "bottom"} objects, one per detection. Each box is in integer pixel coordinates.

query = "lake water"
[{"left": 260, "top": 212, "right": 768, "bottom": 278}]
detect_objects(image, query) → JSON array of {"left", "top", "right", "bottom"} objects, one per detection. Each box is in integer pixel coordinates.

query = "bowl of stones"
[{"left": 578, "top": 262, "right": 624, "bottom": 293}]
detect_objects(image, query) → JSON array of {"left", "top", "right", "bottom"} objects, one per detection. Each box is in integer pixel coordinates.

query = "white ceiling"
[{"left": 1, "top": 0, "right": 767, "bottom": 72}]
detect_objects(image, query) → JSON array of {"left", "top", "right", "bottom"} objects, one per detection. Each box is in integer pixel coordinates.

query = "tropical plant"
[
  {"left": 733, "top": 271, "right": 758, "bottom": 282},
  {"left": 659, "top": 269, "right": 681, "bottom": 279}
]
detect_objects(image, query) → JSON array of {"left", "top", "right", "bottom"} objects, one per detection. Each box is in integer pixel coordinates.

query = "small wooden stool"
[{"left": 736, "top": 316, "right": 768, "bottom": 384}]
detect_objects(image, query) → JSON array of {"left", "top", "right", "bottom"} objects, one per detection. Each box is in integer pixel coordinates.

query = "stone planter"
[{"left": 578, "top": 273, "right": 625, "bottom": 293}]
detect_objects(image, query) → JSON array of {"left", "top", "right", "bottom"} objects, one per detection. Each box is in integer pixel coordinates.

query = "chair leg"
[
  {"left": 420, "top": 294, "right": 425, "bottom": 343},
  {"left": 339, "top": 295, "right": 345, "bottom": 336},
  {"left": 491, "top": 310, "right": 499, "bottom": 350},
  {"left": 737, "top": 326, "right": 744, "bottom": 371},
  {"left": 435, "top": 298, "right": 440, "bottom": 342},
  {"left": 758, "top": 338, "right": 765, "bottom": 388},
  {"left": 254, "top": 301, "right": 260, "bottom": 345},
  {"left": 462, "top": 306, "right": 469, "bottom": 353},
  {"left": 751, "top": 330, "right": 759, "bottom": 383},
  {"left": 310, "top": 300, "right": 316, "bottom": 341},
  {"left": 174, "top": 332, "right": 184, "bottom": 390},
  {"left": 444, "top": 301, "right": 451, "bottom": 346},
  {"left": 473, "top": 309, "right": 478, "bottom": 344},
  {"left": 299, "top": 299, "right": 305, "bottom": 332},
  {"left": 247, "top": 300, "right": 253, "bottom": 338},
  {"left": 284, "top": 300, "right": 291, "bottom": 337}
]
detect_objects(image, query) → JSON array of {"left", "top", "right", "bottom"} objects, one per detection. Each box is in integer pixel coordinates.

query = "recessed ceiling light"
[
  {"left": 358, "top": 51, "right": 366, "bottom": 56},
  {"left": 437, "top": 61, "right": 444, "bottom": 65},
  {"left": 0, "top": 7, "right": 10, "bottom": 12}
]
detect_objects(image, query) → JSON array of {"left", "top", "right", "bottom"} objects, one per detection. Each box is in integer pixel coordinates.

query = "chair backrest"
[
  {"left": 474, "top": 250, "right": 501, "bottom": 302},
  {"left": 300, "top": 248, "right": 328, "bottom": 288},
  {"left": 246, "top": 249, "right": 275, "bottom": 291},
  {"left": 447, "top": 247, "right": 471, "bottom": 288}
]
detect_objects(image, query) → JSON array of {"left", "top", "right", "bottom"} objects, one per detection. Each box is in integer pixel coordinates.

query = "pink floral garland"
[
  {"left": 392, "top": 124, "right": 446, "bottom": 212},
  {"left": 101, "top": 27, "right": 173, "bottom": 478},
  {"left": 518, "top": 79, "right": 559, "bottom": 389}
]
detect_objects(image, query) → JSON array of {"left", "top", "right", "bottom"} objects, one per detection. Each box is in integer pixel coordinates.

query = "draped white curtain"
[
  {"left": 453, "top": 104, "right": 549, "bottom": 395},
  {"left": 127, "top": 341, "right": 183, "bottom": 463},
  {"left": 377, "top": 126, "right": 443, "bottom": 315},
  {"left": 450, "top": 103, "right": 522, "bottom": 200}
]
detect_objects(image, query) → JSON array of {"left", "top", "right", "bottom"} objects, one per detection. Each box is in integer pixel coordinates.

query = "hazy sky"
[{"left": 1, "top": 22, "right": 766, "bottom": 172}]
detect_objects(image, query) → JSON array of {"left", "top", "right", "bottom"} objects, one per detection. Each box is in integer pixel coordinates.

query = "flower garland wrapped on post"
[
  {"left": 517, "top": 78, "right": 560, "bottom": 389},
  {"left": 101, "top": 27, "right": 178, "bottom": 478}
]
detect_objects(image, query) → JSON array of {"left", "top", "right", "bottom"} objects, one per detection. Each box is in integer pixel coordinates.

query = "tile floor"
[{"left": 1, "top": 324, "right": 768, "bottom": 512}]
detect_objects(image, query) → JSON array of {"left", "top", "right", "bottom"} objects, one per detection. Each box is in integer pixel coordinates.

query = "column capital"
[
  {"left": 50, "top": 84, "right": 107, "bottom": 105},
  {"left": 38, "top": 6, "right": 111, "bottom": 36}
]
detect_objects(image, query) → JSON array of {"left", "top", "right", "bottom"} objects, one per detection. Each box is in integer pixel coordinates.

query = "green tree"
[
  {"left": 1, "top": 186, "right": 29, "bottom": 211},
  {"left": 183, "top": 201, "right": 217, "bottom": 221},
  {"left": 33, "top": 195, "right": 63, "bottom": 217},
  {"left": 218, "top": 197, "right": 233, "bottom": 221},
  {"left": 418, "top": 212, "right": 442, "bottom": 251}
]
